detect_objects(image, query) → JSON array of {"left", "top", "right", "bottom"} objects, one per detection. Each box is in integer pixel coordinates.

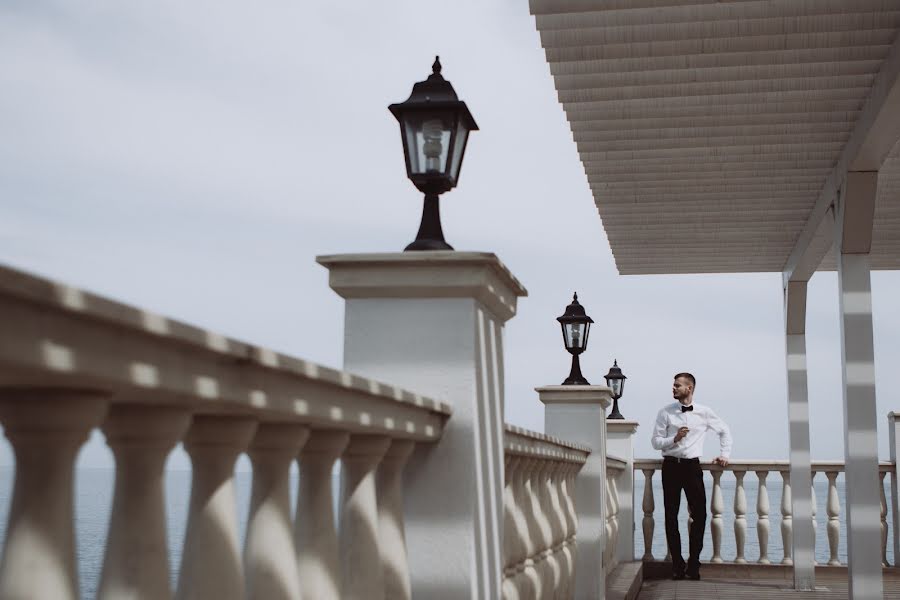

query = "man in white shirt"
[{"left": 651, "top": 372, "right": 732, "bottom": 581}]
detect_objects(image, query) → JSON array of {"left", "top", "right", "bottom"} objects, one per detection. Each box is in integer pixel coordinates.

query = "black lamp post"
[
  {"left": 605, "top": 360, "right": 627, "bottom": 419},
  {"left": 389, "top": 57, "right": 479, "bottom": 251},
  {"left": 557, "top": 293, "right": 593, "bottom": 385}
]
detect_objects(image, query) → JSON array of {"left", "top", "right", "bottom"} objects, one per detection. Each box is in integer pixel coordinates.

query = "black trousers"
[{"left": 662, "top": 458, "right": 707, "bottom": 573}]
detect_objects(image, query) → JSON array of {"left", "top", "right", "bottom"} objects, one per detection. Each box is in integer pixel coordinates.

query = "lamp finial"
[{"left": 432, "top": 56, "right": 441, "bottom": 75}]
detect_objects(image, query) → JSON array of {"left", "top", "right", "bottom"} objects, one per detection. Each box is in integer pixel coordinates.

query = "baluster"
[
  {"left": 881, "top": 471, "right": 889, "bottom": 567},
  {"left": 176, "top": 416, "right": 257, "bottom": 600},
  {"left": 512, "top": 457, "right": 534, "bottom": 597},
  {"left": 710, "top": 469, "right": 724, "bottom": 563},
  {"left": 523, "top": 459, "right": 543, "bottom": 598},
  {"left": 825, "top": 471, "right": 841, "bottom": 566},
  {"left": 535, "top": 460, "right": 555, "bottom": 594},
  {"left": 378, "top": 440, "right": 415, "bottom": 600},
  {"left": 0, "top": 390, "right": 108, "bottom": 600},
  {"left": 757, "top": 470, "right": 771, "bottom": 564},
  {"left": 548, "top": 461, "right": 568, "bottom": 600},
  {"left": 244, "top": 424, "right": 309, "bottom": 600},
  {"left": 641, "top": 469, "right": 656, "bottom": 561},
  {"left": 99, "top": 405, "right": 190, "bottom": 600},
  {"left": 339, "top": 435, "right": 391, "bottom": 600},
  {"left": 501, "top": 455, "right": 518, "bottom": 600},
  {"left": 295, "top": 431, "right": 348, "bottom": 600},
  {"left": 605, "top": 471, "right": 614, "bottom": 572},
  {"left": 538, "top": 460, "right": 561, "bottom": 595},
  {"left": 733, "top": 470, "right": 747, "bottom": 563},
  {"left": 561, "top": 462, "right": 578, "bottom": 597},
  {"left": 810, "top": 472, "right": 818, "bottom": 566},
  {"left": 608, "top": 472, "right": 621, "bottom": 571},
  {"left": 781, "top": 471, "right": 793, "bottom": 565}
]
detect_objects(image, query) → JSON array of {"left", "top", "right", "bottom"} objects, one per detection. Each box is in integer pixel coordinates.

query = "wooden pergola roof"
[{"left": 529, "top": 0, "right": 900, "bottom": 275}]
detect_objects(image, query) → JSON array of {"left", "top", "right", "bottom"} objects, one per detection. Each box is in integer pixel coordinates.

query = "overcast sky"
[{"left": 2, "top": 1, "right": 899, "bottom": 470}]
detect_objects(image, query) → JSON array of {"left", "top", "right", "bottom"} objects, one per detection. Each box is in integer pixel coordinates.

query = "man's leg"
[
  {"left": 661, "top": 461, "right": 685, "bottom": 576},
  {"left": 684, "top": 462, "right": 708, "bottom": 577}
]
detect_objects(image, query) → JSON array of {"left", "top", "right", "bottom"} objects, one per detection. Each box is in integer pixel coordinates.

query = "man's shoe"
[
  {"left": 672, "top": 571, "right": 685, "bottom": 581},
  {"left": 686, "top": 570, "right": 701, "bottom": 581}
]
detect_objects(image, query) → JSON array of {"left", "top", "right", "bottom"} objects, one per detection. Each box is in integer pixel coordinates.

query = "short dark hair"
[{"left": 674, "top": 372, "right": 696, "bottom": 389}]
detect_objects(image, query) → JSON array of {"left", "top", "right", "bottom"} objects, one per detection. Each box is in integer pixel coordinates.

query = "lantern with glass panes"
[
  {"left": 605, "top": 360, "right": 627, "bottom": 419},
  {"left": 388, "top": 57, "right": 479, "bottom": 251},
  {"left": 557, "top": 293, "right": 594, "bottom": 385}
]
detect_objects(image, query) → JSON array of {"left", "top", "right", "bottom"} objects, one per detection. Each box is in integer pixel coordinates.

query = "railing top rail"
[
  {"left": 504, "top": 424, "right": 590, "bottom": 463},
  {"left": 0, "top": 264, "right": 451, "bottom": 441},
  {"left": 633, "top": 457, "right": 895, "bottom": 472}
]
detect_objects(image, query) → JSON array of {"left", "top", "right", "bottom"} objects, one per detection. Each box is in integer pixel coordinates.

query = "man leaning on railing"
[{"left": 651, "top": 372, "right": 732, "bottom": 582}]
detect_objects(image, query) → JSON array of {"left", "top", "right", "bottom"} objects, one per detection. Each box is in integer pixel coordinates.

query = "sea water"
[{"left": 0, "top": 467, "right": 893, "bottom": 599}]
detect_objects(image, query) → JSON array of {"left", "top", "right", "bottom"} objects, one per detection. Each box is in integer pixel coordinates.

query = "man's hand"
[
  {"left": 674, "top": 427, "right": 689, "bottom": 443},
  {"left": 713, "top": 456, "right": 729, "bottom": 467}
]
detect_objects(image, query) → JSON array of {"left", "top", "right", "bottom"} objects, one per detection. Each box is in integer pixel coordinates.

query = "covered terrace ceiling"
[{"left": 529, "top": 0, "right": 900, "bottom": 275}]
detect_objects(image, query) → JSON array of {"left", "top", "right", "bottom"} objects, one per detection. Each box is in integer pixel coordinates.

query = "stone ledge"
[{"left": 607, "top": 561, "right": 642, "bottom": 600}]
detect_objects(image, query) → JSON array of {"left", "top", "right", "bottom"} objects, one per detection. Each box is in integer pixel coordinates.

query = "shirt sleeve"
[
  {"left": 706, "top": 408, "right": 733, "bottom": 458},
  {"left": 651, "top": 408, "right": 677, "bottom": 451}
]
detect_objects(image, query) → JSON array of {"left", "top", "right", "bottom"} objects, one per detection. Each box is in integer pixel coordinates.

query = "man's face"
[{"left": 672, "top": 377, "right": 693, "bottom": 403}]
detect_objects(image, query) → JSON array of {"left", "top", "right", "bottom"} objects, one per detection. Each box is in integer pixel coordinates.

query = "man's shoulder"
[{"left": 657, "top": 402, "right": 679, "bottom": 415}]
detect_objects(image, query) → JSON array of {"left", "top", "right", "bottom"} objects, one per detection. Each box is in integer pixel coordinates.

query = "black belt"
[{"left": 663, "top": 456, "right": 699, "bottom": 464}]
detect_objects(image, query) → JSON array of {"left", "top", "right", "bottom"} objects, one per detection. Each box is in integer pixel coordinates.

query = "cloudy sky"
[{"left": 1, "top": 1, "right": 899, "bottom": 469}]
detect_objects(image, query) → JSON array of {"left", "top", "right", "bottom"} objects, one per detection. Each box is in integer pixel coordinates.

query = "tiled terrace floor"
[{"left": 638, "top": 569, "right": 900, "bottom": 599}]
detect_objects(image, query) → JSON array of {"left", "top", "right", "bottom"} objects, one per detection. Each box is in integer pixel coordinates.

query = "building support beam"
[
  {"left": 835, "top": 171, "right": 883, "bottom": 600},
  {"left": 782, "top": 32, "right": 900, "bottom": 285},
  {"left": 783, "top": 280, "right": 815, "bottom": 590}
]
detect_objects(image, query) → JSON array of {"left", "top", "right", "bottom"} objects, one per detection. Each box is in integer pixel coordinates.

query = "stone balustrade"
[
  {"left": 0, "top": 265, "right": 452, "bottom": 600},
  {"left": 501, "top": 425, "right": 590, "bottom": 600},
  {"left": 634, "top": 458, "right": 895, "bottom": 568}
]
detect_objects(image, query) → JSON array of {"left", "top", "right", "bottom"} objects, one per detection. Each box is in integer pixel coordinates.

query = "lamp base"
[
  {"left": 607, "top": 398, "right": 624, "bottom": 419},
  {"left": 405, "top": 193, "right": 453, "bottom": 252},
  {"left": 561, "top": 354, "right": 589, "bottom": 386}
]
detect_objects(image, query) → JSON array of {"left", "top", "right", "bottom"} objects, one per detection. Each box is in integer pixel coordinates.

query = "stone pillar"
[
  {"left": 538, "top": 385, "right": 612, "bottom": 600},
  {"left": 99, "top": 405, "right": 191, "bottom": 600},
  {"left": 606, "top": 420, "right": 639, "bottom": 564},
  {"left": 319, "top": 251, "right": 527, "bottom": 599},
  {"left": 0, "top": 389, "right": 108, "bottom": 600},
  {"left": 176, "top": 416, "right": 257, "bottom": 600}
]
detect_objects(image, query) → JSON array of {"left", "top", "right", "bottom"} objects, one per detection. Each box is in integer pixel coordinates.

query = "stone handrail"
[
  {"left": 633, "top": 458, "right": 895, "bottom": 568},
  {"left": 0, "top": 264, "right": 451, "bottom": 600},
  {"left": 502, "top": 425, "right": 590, "bottom": 600}
]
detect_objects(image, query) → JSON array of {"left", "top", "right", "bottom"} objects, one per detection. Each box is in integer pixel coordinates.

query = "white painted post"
[
  {"left": 0, "top": 390, "right": 108, "bottom": 600},
  {"left": 99, "top": 405, "right": 191, "bottom": 600},
  {"left": 733, "top": 470, "right": 747, "bottom": 564},
  {"left": 538, "top": 385, "right": 612, "bottom": 599},
  {"left": 756, "top": 470, "right": 771, "bottom": 564},
  {"left": 640, "top": 469, "right": 656, "bottom": 561},
  {"left": 835, "top": 171, "right": 883, "bottom": 599},
  {"left": 606, "top": 420, "right": 639, "bottom": 564},
  {"left": 783, "top": 280, "right": 816, "bottom": 590},
  {"left": 888, "top": 412, "right": 900, "bottom": 566},
  {"left": 378, "top": 440, "right": 415, "bottom": 600},
  {"left": 320, "top": 251, "right": 526, "bottom": 599}
]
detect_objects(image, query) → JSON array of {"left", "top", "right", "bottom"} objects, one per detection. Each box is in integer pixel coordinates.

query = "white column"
[
  {"left": 835, "top": 171, "right": 883, "bottom": 599},
  {"left": 756, "top": 470, "right": 771, "bottom": 564},
  {"left": 888, "top": 412, "right": 900, "bottom": 567},
  {"left": 733, "top": 470, "right": 747, "bottom": 564},
  {"left": 99, "top": 405, "right": 191, "bottom": 600},
  {"left": 781, "top": 471, "right": 793, "bottom": 565},
  {"left": 539, "top": 385, "right": 612, "bottom": 599},
  {"left": 320, "top": 251, "right": 526, "bottom": 599},
  {"left": 606, "top": 420, "right": 639, "bottom": 563},
  {"left": 640, "top": 469, "right": 656, "bottom": 561},
  {"left": 176, "top": 415, "right": 257, "bottom": 600},
  {"left": 295, "top": 430, "right": 349, "bottom": 600},
  {"left": 340, "top": 434, "right": 391, "bottom": 600},
  {"left": 710, "top": 469, "right": 724, "bottom": 563},
  {"left": 378, "top": 439, "right": 415, "bottom": 600},
  {"left": 244, "top": 424, "right": 309, "bottom": 600},
  {"left": 783, "top": 280, "right": 816, "bottom": 589},
  {"left": 0, "top": 390, "right": 108, "bottom": 600},
  {"left": 826, "top": 471, "right": 841, "bottom": 566}
]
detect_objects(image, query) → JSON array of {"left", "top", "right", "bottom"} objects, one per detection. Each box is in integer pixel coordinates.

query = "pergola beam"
[{"left": 782, "top": 32, "right": 900, "bottom": 285}]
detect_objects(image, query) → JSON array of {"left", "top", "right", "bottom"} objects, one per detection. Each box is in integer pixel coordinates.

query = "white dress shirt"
[{"left": 651, "top": 401, "right": 732, "bottom": 459}]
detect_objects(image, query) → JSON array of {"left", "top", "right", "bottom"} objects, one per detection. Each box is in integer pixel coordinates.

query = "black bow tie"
[{"left": 681, "top": 405, "right": 694, "bottom": 413}]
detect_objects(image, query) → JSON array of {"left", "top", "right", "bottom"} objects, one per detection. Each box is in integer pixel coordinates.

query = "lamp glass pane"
[
  {"left": 564, "top": 322, "right": 585, "bottom": 350},
  {"left": 402, "top": 112, "right": 452, "bottom": 175},
  {"left": 610, "top": 378, "right": 623, "bottom": 397},
  {"left": 447, "top": 117, "right": 470, "bottom": 184}
]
